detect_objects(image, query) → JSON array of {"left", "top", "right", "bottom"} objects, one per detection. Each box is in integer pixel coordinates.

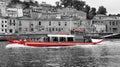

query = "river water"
[{"left": 0, "top": 39, "right": 120, "bottom": 67}]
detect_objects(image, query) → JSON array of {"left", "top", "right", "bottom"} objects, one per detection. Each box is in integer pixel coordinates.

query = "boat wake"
[
  {"left": 5, "top": 44, "right": 65, "bottom": 49},
  {"left": 5, "top": 44, "right": 35, "bottom": 49},
  {"left": 74, "top": 44, "right": 97, "bottom": 48}
]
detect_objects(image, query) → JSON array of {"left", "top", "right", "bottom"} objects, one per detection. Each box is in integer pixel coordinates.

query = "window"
[
  {"left": 116, "top": 21, "right": 118, "bottom": 25},
  {"left": 67, "top": 37, "right": 73, "bottom": 42},
  {"left": 65, "top": 22, "right": 67, "bottom": 26},
  {"left": 1, "top": 25, "right": 3, "bottom": 27},
  {"left": 49, "top": 21, "right": 51, "bottom": 26},
  {"left": 10, "top": 20, "right": 12, "bottom": 23},
  {"left": 5, "top": 25, "right": 7, "bottom": 27},
  {"left": 112, "top": 21, "right": 115, "bottom": 26},
  {"left": 13, "top": 23, "right": 15, "bottom": 26},
  {"left": 42, "top": 28, "right": 44, "bottom": 30},
  {"left": 61, "top": 28, "right": 63, "bottom": 30},
  {"left": 39, "top": 21, "right": 41, "bottom": 25},
  {"left": 52, "top": 37, "right": 58, "bottom": 42},
  {"left": 52, "top": 28, "right": 54, "bottom": 31},
  {"left": 30, "top": 24, "right": 33, "bottom": 26},
  {"left": 59, "top": 28, "right": 61, "bottom": 31},
  {"left": 31, "top": 28, "right": 34, "bottom": 31},
  {"left": 2, "top": 21, "right": 3, "bottom": 23},
  {"left": 2, "top": 29, "right": 4, "bottom": 31},
  {"left": 5, "top": 21, "right": 7, "bottom": 23},
  {"left": 113, "top": 28, "right": 118, "bottom": 32},
  {"left": 9, "top": 29, "right": 13, "bottom": 33},
  {"left": 58, "top": 22, "right": 61, "bottom": 26},
  {"left": 49, "top": 28, "right": 51, "bottom": 32},
  {"left": 9, "top": 20, "right": 12, "bottom": 25},
  {"left": 19, "top": 28, "right": 22, "bottom": 31},
  {"left": 109, "top": 21, "right": 111, "bottom": 25},
  {"left": 60, "top": 37, "right": 66, "bottom": 42},
  {"left": 13, "top": 20, "right": 15, "bottom": 23},
  {"left": 92, "top": 21, "right": 94, "bottom": 24},
  {"left": 19, "top": 21, "right": 22, "bottom": 26}
]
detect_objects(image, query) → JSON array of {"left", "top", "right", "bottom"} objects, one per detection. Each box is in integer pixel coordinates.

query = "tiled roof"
[{"left": 18, "top": 17, "right": 80, "bottom": 21}]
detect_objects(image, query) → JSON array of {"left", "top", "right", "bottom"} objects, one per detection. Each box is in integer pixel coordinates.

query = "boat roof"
[{"left": 47, "top": 34, "right": 75, "bottom": 37}]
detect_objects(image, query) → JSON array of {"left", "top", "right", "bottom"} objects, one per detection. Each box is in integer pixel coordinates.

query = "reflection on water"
[{"left": 0, "top": 40, "right": 120, "bottom": 67}]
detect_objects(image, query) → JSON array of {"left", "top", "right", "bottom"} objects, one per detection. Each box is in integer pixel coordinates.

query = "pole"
[{"left": 70, "top": 17, "right": 72, "bottom": 34}]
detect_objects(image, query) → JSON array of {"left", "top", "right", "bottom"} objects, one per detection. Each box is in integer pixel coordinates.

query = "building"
[
  {"left": 6, "top": 8, "right": 23, "bottom": 17},
  {"left": 0, "top": 2, "right": 87, "bottom": 34},
  {"left": 0, "top": 17, "right": 8, "bottom": 34},
  {"left": 57, "top": 7, "right": 86, "bottom": 20},
  {"left": 24, "top": 0, "right": 35, "bottom": 2},
  {"left": 7, "top": 18, "right": 18, "bottom": 34},
  {"left": 91, "top": 14, "right": 120, "bottom": 33},
  {"left": 23, "top": 5, "right": 86, "bottom": 20},
  {"left": 92, "top": 23, "right": 106, "bottom": 33},
  {"left": 104, "top": 18, "right": 120, "bottom": 33},
  {"left": 23, "top": 4, "right": 56, "bottom": 19},
  {"left": 16, "top": 17, "right": 81, "bottom": 34},
  {"left": 0, "top": 1, "right": 8, "bottom": 17},
  {"left": 20, "top": 7, "right": 86, "bottom": 34},
  {"left": 23, "top": 6, "right": 46, "bottom": 19}
]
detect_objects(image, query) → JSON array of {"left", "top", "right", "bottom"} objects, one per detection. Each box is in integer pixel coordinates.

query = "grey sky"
[{"left": 35, "top": 0, "right": 120, "bottom": 14}]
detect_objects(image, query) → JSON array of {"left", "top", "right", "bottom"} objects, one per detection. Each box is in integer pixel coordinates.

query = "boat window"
[
  {"left": 67, "top": 37, "right": 73, "bottom": 42},
  {"left": 52, "top": 37, "right": 58, "bottom": 42},
  {"left": 60, "top": 37, "right": 66, "bottom": 42}
]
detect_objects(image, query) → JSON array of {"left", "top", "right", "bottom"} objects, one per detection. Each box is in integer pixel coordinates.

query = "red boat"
[{"left": 6, "top": 34, "right": 103, "bottom": 47}]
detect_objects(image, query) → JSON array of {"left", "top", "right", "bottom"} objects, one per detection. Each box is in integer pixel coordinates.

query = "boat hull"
[
  {"left": 25, "top": 42, "right": 96, "bottom": 47},
  {"left": 6, "top": 38, "right": 103, "bottom": 47}
]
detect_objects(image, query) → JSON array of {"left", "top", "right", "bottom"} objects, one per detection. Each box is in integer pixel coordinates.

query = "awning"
[{"left": 73, "top": 28, "right": 84, "bottom": 33}]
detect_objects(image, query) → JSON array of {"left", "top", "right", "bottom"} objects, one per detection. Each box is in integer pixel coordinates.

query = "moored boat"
[{"left": 6, "top": 34, "right": 104, "bottom": 47}]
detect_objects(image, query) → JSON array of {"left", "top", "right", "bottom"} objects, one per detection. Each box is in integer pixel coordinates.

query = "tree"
[
  {"left": 55, "top": 1, "right": 61, "bottom": 8},
  {"left": 73, "top": 0, "right": 85, "bottom": 10},
  {"left": 11, "top": 0, "right": 21, "bottom": 3},
  {"left": 35, "top": 1, "right": 39, "bottom": 6},
  {"left": 60, "top": 0, "right": 72, "bottom": 7},
  {"left": 83, "top": 5, "right": 90, "bottom": 19},
  {"left": 60, "top": 0, "right": 85, "bottom": 10},
  {"left": 88, "top": 8, "right": 96, "bottom": 19},
  {"left": 117, "top": 14, "right": 120, "bottom": 16},
  {"left": 97, "top": 6, "right": 107, "bottom": 15}
]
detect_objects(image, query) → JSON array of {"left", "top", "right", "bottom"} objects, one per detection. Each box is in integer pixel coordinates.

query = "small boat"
[
  {"left": 102, "top": 33, "right": 120, "bottom": 39},
  {"left": 6, "top": 34, "right": 103, "bottom": 47}
]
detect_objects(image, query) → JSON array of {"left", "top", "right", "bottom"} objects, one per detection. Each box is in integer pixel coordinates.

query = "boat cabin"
[
  {"left": 47, "top": 34, "right": 75, "bottom": 42},
  {"left": 38, "top": 34, "right": 92, "bottom": 42}
]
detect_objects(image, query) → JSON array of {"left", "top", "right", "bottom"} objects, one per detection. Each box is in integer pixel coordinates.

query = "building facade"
[
  {"left": 0, "top": 1, "right": 88, "bottom": 34},
  {"left": 57, "top": 7, "right": 86, "bottom": 19},
  {"left": 23, "top": 4, "right": 57, "bottom": 19},
  {"left": 7, "top": 18, "right": 18, "bottom": 34},
  {"left": 0, "top": 1, "right": 8, "bottom": 17},
  {"left": 91, "top": 14, "right": 120, "bottom": 33},
  {"left": 6, "top": 8, "right": 23, "bottom": 17},
  {"left": 0, "top": 17, "right": 8, "bottom": 34},
  {"left": 104, "top": 19, "right": 120, "bottom": 33},
  {"left": 17, "top": 17, "right": 81, "bottom": 34}
]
